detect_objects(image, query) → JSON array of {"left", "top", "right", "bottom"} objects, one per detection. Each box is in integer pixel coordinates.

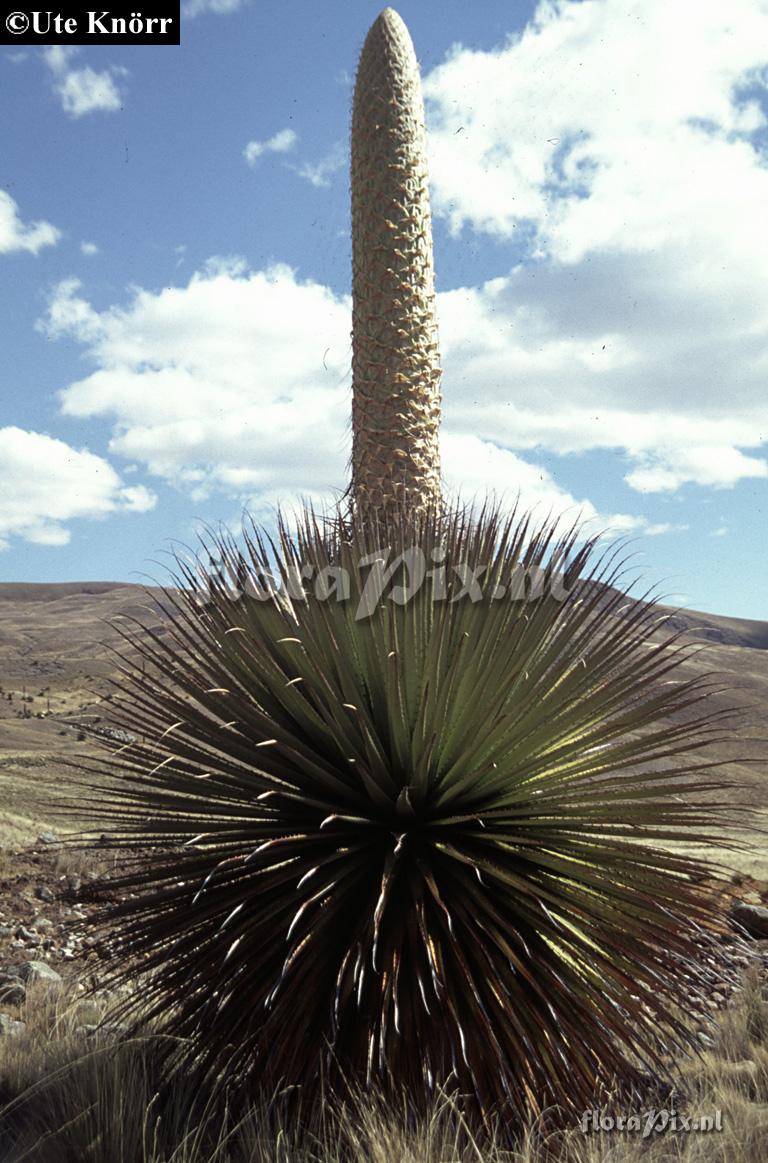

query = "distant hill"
[
  {"left": 660, "top": 606, "right": 768, "bottom": 651},
  {"left": 0, "top": 582, "right": 131, "bottom": 603}
]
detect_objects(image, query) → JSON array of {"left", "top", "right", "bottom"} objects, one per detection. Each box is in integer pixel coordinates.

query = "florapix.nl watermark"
[
  {"left": 197, "top": 544, "right": 576, "bottom": 620},
  {"left": 580, "top": 1109, "right": 723, "bottom": 1138},
  {"left": 2, "top": 3, "right": 179, "bottom": 43}
]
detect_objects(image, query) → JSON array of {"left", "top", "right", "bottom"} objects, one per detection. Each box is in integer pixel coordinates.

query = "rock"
[
  {"left": 36, "top": 832, "right": 60, "bottom": 847},
  {"left": 0, "top": 1013, "right": 25, "bottom": 1037},
  {"left": 17, "top": 960, "right": 63, "bottom": 988},
  {"left": 35, "top": 885, "right": 55, "bottom": 903},
  {"left": 15, "top": 927, "right": 40, "bottom": 946},
  {"left": 0, "top": 925, "right": 12, "bottom": 937},
  {"left": 66, "top": 875, "right": 82, "bottom": 893},
  {"left": 731, "top": 902, "right": 768, "bottom": 940}
]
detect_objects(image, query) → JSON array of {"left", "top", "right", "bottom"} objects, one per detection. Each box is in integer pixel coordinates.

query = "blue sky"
[{"left": 1, "top": 0, "right": 767, "bottom": 618}]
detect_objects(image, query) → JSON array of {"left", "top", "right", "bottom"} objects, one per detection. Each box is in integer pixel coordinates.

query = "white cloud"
[
  {"left": 442, "top": 432, "right": 598, "bottom": 520},
  {"left": 40, "top": 263, "right": 658, "bottom": 534},
  {"left": 294, "top": 143, "right": 347, "bottom": 188},
  {"left": 80, "top": 241, "right": 99, "bottom": 256},
  {"left": 41, "top": 265, "right": 353, "bottom": 507},
  {"left": 424, "top": 0, "right": 768, "bottom": 248},
  {"left": 44, "top": 46, "right": 125, "bottom": 118},
  {"left": 243, "top": 129, "right": 298, "bottom": 166},
  {"left": 441, "top": 433, "right": 667, "bottom": 536},
  {"left": 119, "top": 485, "right": 157, "bottom": 511},
  {"left": 0, "top": 427, "right": 156, "bottom": 550},
  {"left": 41, "top": 276, "right": 103, "bottom": 343},
  {"left": 183, "top": 0, "right": 249, "bottom": 16},
  {"left": 625, "top": 447, "right": 768, "bottom": 494},
  {"left": 0, "top": 190, "right": 60, "bottom": 255},
  {"left": 421, "top": 0, "right": 768, "bottom": 494},
  {"left": 436, "top": 271, "right": 768, "bottom": 492}
]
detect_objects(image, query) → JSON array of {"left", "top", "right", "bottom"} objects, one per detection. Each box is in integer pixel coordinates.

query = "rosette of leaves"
[{"left": 76, "top": 501, "right": 746, "bottom": 1135}]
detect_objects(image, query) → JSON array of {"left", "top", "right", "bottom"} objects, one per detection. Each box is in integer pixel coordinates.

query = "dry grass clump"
[
  {"left": 0, "top": 967, "right": 767, "bottom": 1162},
  {"left": 52, "top": 843, "right": 118, "bottom": 883}
]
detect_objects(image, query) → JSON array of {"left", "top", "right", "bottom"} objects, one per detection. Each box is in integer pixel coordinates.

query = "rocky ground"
[{"left": 0, "top": 834, "right": 137, "bottom": 1036}]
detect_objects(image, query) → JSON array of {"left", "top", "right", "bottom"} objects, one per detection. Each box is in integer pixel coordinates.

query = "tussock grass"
[{"left": 1, "top": 971, "right": 768, "bottom": 1162}]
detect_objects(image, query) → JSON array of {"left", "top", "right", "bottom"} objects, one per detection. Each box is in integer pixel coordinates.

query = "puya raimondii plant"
[{"left": 74, "top": 7, "right": 749, "bottom": 1142}]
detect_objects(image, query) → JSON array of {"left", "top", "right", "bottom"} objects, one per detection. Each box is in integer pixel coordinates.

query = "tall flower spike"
[{"left": 351, "top": 8, "right": 442, "bottom": 521}]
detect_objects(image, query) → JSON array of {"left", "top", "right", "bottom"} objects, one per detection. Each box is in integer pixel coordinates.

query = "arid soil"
[{"left": 0, "top": 582, "right": 167, "bottom": 847}]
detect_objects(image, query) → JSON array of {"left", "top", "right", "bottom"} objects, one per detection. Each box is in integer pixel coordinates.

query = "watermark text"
[{"left": 580, "top": 1109, "right": 723, "bottom": 1138}]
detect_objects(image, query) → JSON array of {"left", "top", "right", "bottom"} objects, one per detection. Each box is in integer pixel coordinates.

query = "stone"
[
  {"left": 17, "top": 960, "right": 63, "bottom": 988},
  {"left": 16, "top": 927, "right": 40, "bottom": 946},
  {"left": 36, "top": 832, "right": 60, "bottom": 847},
  {"left": 731, "top": 902, "right": 768, "bottom": 940},
  {"left": 0, "top": 1013, "right": 25, "bottom": 1037},
  {"left": 35, "top": 885, "right": 55, "bottom": 903}
]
